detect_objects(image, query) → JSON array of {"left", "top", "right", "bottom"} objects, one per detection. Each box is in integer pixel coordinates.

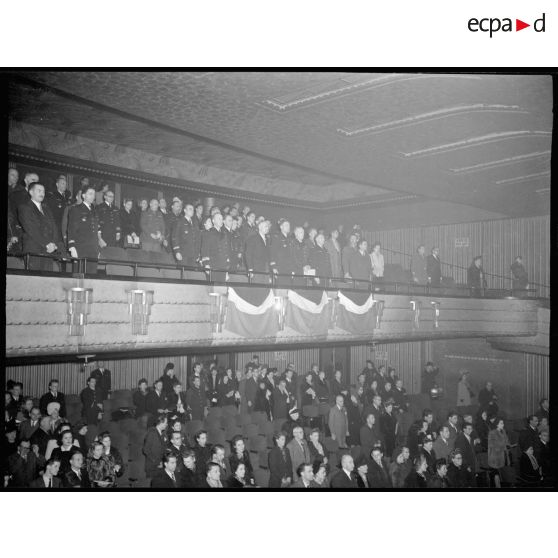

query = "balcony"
[{"left": 5, "top": 253, "right": 549, "bottom": 361}]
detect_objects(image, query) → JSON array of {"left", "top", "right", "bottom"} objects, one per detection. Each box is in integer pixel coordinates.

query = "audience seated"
[{"left": 3, "top": 354, "right": 550, "bottom": 490}]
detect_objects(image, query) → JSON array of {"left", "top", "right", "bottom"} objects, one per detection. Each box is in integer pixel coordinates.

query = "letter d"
[{"left": 534, "top": 13, "right": 545, "bottom": 32}]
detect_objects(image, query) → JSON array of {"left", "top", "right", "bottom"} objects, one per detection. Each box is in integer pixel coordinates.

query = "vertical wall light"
[
  {"left": 410, "top": 300, "right": 422, "bottom": 329},
  {"left": 373, "top": 299, "right": 385, "bottom": 329},
  {"left": 66, "top": 287, "right": 93, "bottom": 336},
  {"left": 209, "top": 291, "right": 228, "bottom": 333},
  {"left": 430, "top": 301, "right": 440, "bottom": 329},
  {"left": 127, "top": 289, "right": 154, "bottom": 335}
]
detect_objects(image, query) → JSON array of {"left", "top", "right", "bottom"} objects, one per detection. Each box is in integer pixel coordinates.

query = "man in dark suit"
[
  {"left": 67, "top": 186, "right": 100, "bottom": 273},
  {"left": 19, "top": 406, "right": 41, "bottom": 441},
  {"left": 290, "top": 462, "right": 317, "bottom": 488},
  {"left": 360, "top": 412, "right": 383, "bottom": 460},
  {"left": 519, "top": 415, "right": 540, "bottom": 452},
  {"left": 45, "top": 174, "right": 72, "bottom": 240},
  {"left": 96, "top": 190, "right": 121, "bottom": 247},
  {"left": 172, "top": 202, "right": 201, "bottom": 266},
  {"left": 143, "top": 415, "right": 168, "bottom": 477},
  {"left": 80, "top": 376, "right": 103, "bottom": 425},
  {"left": 146, "top": 379, "right": 169, "bottom": 418},
  {"left": 151, "top": 453, "right": 181, "bottom": 488},
  {"left": 426, "top": 246, "right": 442, "bottom": 287},
  {"left": 200, "top": 213, "right": 230, "bottom": 280},
  {"left": 270, "top": 219, "right": 296, "bottom": 280},
  {"left": 8, "top": 440, "right": 46, "bottom": 487},
  {"left": 244, "top": 371, "right": 259, "bottom": 414},
  {"left": 185, "top": 377, "right": 206, "bottom": 421},
  {"left": 245, "top": 220, "right": 272, "bottom": 279},
  {"left": 367, "top": 447, "right": 392, "bottom": 488},
  {"left": 63, "top": 451, "right": 91, "bottom": 488},
  {"left": 273, "top": 379, "right": 292, "bottom": 421},
  {"left": 18, "top": 182, "right": 62, "bottom": 271},
  {"left": 39, "top": 380, "right": 67, "bottom": 418},
  {"left": 90, "top": 366, "right": 112, "bottom": 402},
  {"left": 9, "top": 170, "right": 36, "bottom": 224},
  {"left": 29, "top": 457, "right": 62, "bottom": 488},
  {"left": 454, "top": 423, "right": 477, "bottom": 484},
  {"left": 330, "top": 454, "right": 358, "bottom": 488}
]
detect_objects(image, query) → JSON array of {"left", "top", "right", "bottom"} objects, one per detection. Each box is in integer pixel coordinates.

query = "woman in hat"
[
  {"left": 354, "top": 455, "right": 370, "bottom": 488},
  {"left": 46, "top": 401, "right": 64, "bottom": 432}
]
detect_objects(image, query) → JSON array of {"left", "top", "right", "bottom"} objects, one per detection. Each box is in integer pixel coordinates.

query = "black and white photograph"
[{"left": 3, "top": 70, "right": 553, "bottom": 493}]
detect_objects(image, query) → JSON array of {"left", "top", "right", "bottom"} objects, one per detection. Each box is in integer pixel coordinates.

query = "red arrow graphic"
[{"left": 516, "top": 19, "right": 530, "bottom": 31}]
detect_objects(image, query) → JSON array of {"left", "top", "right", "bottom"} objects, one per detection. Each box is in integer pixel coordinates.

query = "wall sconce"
[
  {"left": 410, "top": 300, "right": 422, "bottom": 329},
  {"left": 127, "top": 290, "right": 154, "bottom": 335},
  {"left": 66, "top": 287, "right": 93, "bottom": 336},
  {"left": 373, "top": 299, "right": 385, "bottom": 329},
  {"left": 430, "top": 301, "right": 440, "bottom": 329},
  {"left": 209, "top": 291, "right": 228, "bottom": 333},
  {"left": 275, "top": 295, "right": 287, "bottom": 331}
]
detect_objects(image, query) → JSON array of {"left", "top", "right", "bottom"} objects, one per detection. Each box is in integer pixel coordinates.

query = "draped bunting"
[
  {"left": 286, "top": 290, "right": 330, "bottom": 336},
  {"left": 225, "top": 287, "right": 279, "bottom": 338},
  {"left": 336, "top": 290, "right": 376, "bottom": 333}
]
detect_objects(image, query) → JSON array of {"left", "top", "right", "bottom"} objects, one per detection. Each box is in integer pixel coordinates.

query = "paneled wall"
[
  {"left": 6, "top": 356, "right": 190, "bottom": 398},
  {"left": 363, "top": 215, "right": 550, "bottom": 296},
  {"left": 524, "top": 353, "right": 549, "bottom": 415}
]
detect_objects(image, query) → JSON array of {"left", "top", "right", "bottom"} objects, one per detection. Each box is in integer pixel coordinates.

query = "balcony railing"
[{"left": 6, "top": 252, "right": 545, "bottom": 301}]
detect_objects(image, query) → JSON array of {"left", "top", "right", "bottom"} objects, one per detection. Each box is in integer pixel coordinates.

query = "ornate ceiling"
[{"left": 7, "top": 71, "right": 552, "bottom": 215}]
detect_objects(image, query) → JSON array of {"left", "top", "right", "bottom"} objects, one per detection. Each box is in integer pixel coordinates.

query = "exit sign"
[{"left": 455, "top": 237, "right": 470, "bottom": 248}]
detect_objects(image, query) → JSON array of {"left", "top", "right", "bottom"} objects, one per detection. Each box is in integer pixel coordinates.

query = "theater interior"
[{"left": 4, "top": 71, "right": 552, "bottom": 489}]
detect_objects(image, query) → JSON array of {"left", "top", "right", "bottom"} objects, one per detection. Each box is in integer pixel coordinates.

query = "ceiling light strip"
[
  {"left": 449, "top": 151, "right": 551, "bottom": 173},
  {"left": 494, "top": 171, "right": 550, "bottom": 185},
  {"left": 263, "top": 74, "right": 482, "bottom": 111},
  {"left": 400, "top": 131, "right": 552, "bottom": 158},
  {"left": 337, "top": 104, "right": 525, "bottom": 137}
]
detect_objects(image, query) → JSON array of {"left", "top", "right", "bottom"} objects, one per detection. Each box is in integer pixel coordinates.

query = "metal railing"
[{"left": 6, "top": 252, "right": 544, "bottom": 300}]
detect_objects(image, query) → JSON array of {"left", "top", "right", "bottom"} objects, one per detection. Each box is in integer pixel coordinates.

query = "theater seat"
[
  {"left": 7, "top": 256, "right": 25, "bottom": 270},
  {"left": 254, "top": 468, "right": 270, "bottom": 487},
  {"left": 100, "top": 247, "right": 134, "bottom": 277}
]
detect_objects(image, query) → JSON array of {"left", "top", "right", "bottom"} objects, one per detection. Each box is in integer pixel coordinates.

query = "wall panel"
[
  {"left": 364, "top": 215, "right": 549, "bottom": 295},
  {"left": 524, "top": 353, "right": 549, "bottom": 415}
]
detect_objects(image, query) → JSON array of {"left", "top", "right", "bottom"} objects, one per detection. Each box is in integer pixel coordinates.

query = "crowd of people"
[
  {"left": 3, "top": 357, "right": 551, "bottom": 489},
  {"left": 7, "top": 168, "right": 531, "bottom": 292}
]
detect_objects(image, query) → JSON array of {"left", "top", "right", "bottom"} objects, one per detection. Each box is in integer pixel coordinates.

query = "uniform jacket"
[
  {"left": 45, "top": 188, "right": 72, "bottom": 236},
  {"left": 18, "top": 200, "right": 61, "bottom": 254},
  {"left": 96, "top": 202, "right": 121, "bottom": 246},
  {"left": 200, "top": 226, "right": 230, "bottom": 269},
  {"left": 309, "top": 244, "right": 332, "bottom": 280},
  {"left": 80, "top": 387, "right": 103, "bottom": 423},
  {"left": 171, "top": 215, "right": 201, "bottom": 264},
  {"left": 140, "top": 210, "right": 165, "bottom": 248},
  {"left": 245, "top": 232, "right": 271, "bottom": 273},
  {"left": 467, "top": 264, "right": 487, "bottom": 289},
  {"left": 67, "top": 203, "right": 100, "bottom": 257},
  {"left": 270, "top": 233, "right": 296, "bottom": 275},
  {"left": 347, "top": 250, "right": 372, "bottom": 281}
]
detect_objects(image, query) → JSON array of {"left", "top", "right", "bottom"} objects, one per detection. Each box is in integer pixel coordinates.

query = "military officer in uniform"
[
  {"left": 200, "top": 212, "right": 230, "bottom": 281},
  {"left": 291, "top": 226, "right": 310, "bottom": 285},
  {"left": 270, "top": 218, "right": 296, "bottom": 286},
  {"left": 96, "top": 190, "right": 121, "bottom": 247},
  {"left": 67, "top": 186, "right": 101, "bottom": 273},
  {"left": 18, "top": 182, "right": 62, "bottom": 271},
  {"left": 172, "top": 202, "right": 201, "bottom": 267},
  {"left": 45, "top": 174, "right": 72, "bottom": 242}
]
